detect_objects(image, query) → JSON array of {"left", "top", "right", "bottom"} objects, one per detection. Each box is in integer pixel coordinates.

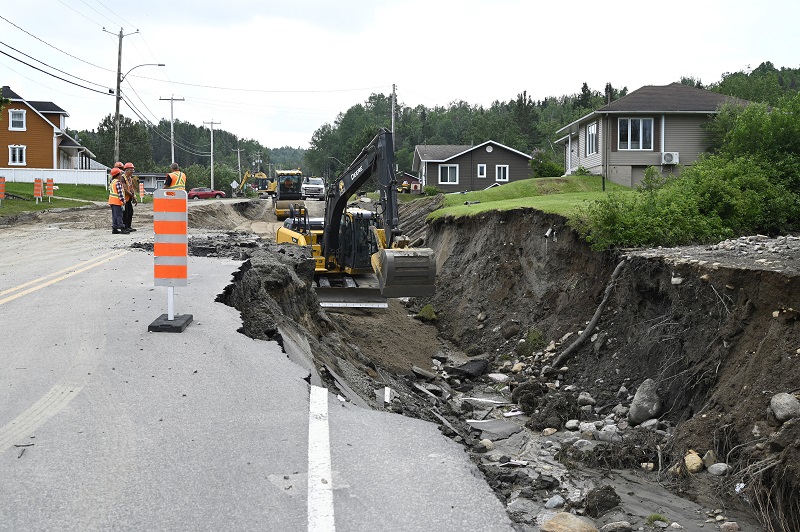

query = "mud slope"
[{"left": 424, "top": 208, "right": 800, "bottom": 529}]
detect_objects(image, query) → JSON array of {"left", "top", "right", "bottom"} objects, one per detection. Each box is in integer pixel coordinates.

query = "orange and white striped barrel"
[
  {"left": 33, "top": 178, "right": 43, "bottom": 201},
  {"left": 139, "top": 181, "right": 145, "bottom": 199},
  {"left": 153, "top": 189, "right": 188, "bottom": 287},
  {"left": 0, "top": 176, "right": 5, "bottom": 202},
  {"left": 46, "top": 178, "right": 54, "bottom": 201}
]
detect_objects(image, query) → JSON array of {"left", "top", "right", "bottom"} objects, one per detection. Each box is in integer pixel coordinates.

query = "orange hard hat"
[
  {"left": 110, "top": 167, "right": 122, "bottom": 177},
  {"left": 114, "top": 161, "right": 124, "bottom": 168},
  {"left": 123, "top": 162, "right": 135, "bottom": 169}
]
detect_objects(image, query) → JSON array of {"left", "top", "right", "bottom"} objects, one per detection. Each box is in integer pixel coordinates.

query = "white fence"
[{"left": 0, "top": 168, "right": 107, "bottom": 186}]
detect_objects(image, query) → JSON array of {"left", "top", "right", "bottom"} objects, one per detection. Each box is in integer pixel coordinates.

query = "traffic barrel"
[
  {"left": 33, "top": 178, "right": 42, "bottom": 204},
  {"left": 46, "top": 178, "right": 54, "bottom": 202},
  {"left": 149, "top": 188, "right": 192, "bottom": 332},
  {"left": 0, "top": 176, "right": 5, "bottom": 206},
  {"left": 153, "top": 189, "right": 188, "bottom": 287},
  {"left": 139, "top": 181, "right": 145, "bottom": 199}
]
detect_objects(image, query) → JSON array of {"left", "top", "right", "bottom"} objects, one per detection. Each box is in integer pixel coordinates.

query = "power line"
[
  {"left": 0, "top": 41, "right": 109, "bottom": 89},
  {"left": 132, "top": 75, "right": 389, "bottom": 94},
  {"left": 0, "top": 49, "right": 112, "bottom": 95},
  {"left": 0, "top": 14, "right": 112, "bottom": 72},
  {"left": 121, "top": 96, "right": 211, "bottom": 157}
]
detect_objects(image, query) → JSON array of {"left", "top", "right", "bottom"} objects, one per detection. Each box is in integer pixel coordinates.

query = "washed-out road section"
[{"left": 0, "top": 211, "right": 512, "bottom": 532}]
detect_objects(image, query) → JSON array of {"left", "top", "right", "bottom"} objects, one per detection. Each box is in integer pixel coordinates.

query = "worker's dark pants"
[
  {"left": 111, "top": 205, "right": 124, "bottom": 229},
  {"left": 123, "top": 201, "right": 133, "bottom": 228}
]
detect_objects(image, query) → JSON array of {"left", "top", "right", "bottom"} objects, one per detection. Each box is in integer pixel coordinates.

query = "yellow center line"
[{"left": 0, "top": 250, "right": 130, "bottom": 306}]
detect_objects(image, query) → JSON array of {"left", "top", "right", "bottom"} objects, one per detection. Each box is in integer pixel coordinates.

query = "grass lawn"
[
  {"left": 0, "top": 182, "right": 151, "bottom": 218},
  {"left": 430, "top": 175, "right": 632, "bottom": 219}
]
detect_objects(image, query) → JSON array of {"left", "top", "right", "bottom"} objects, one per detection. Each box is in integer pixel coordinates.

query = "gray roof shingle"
[
  {"left": 415, "top": 145, "right": 473, "bottom": 160},
  {"left": 598, "top": 83, "right": 744, "bottom": 113}
]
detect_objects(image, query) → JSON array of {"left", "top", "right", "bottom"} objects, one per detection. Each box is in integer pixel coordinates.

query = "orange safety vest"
[
  {"left": 167, "top": 171, "right": 186, "bottom": 190},
  {"left": 108, "top": 178, "right": 124, "bottom": 206}
]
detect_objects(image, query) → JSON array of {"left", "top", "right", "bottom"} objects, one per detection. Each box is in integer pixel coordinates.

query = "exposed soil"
[{"left": 6, "top": 197, "right": 799, "bottom": 531}]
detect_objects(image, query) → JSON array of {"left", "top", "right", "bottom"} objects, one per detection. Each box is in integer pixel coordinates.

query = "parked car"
[
  {"left": 187, "top": 187, "right": 226, "bottom": 199},
  {"left": 300, "top": 177, "right": 326, "bottom": 201}
]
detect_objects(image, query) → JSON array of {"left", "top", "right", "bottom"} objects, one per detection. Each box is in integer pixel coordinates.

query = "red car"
[{"left": 187, "top": 187, "right": 226, "bottom": 199}]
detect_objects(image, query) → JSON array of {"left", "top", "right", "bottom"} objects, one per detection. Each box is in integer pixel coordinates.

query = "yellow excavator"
[{"left": 276, "top": 128, "right": 436, "bottom": 307}]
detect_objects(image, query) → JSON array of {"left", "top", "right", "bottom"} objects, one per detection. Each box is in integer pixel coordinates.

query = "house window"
[
  {"left": 9, "top": 145, "right": 26, "bottom": 165},
  {"left": 9, "top": 110, "right": 26, "bottom": 131},
  {"left": 439, "top": 164, "right": 458, "bottom": 184},
  {"left": 495, "top": 165, "right": 509, "bottom": 182},
  {"left": 477, "top": 164, "right": 486, "bottom": 178},
  {"left": 618, "top": 118, "right": 653, "bottom": 150},
  {"left": 586, "top": 123, "right": 597, "bottom": 155}
]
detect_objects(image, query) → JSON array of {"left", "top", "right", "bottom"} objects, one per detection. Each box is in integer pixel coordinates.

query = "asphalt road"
[{"left": 0, "top": 218, "right": 513, "bottom": 531}]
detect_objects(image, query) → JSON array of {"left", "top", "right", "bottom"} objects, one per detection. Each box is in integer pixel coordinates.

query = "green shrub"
[
  {"left": 530, "top": 149, "right": 564, "bottom": 178},
  {"left": 516, "top": 328, "right": 545, "bottom": 357},
  {"left": 572, "top": 166, "right": 592, "bottom": 176},
  {"left": 415, "top": 304, "right": 438, "bottom": 322},
  {"left": 423, "top": 185, "right": 442, "bottom": 197}
]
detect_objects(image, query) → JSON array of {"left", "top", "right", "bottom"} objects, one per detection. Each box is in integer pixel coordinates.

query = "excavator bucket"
[{"left": 371, "top": 247, "right": 436, "bottom": 298}]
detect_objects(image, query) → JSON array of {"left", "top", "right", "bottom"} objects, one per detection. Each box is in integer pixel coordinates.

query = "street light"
[{"left": 114, "top": 62, "right": 164, "bottom": 163}]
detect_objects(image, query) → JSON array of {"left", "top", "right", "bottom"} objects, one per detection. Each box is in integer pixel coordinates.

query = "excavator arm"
[
  {"left": 322, "top": 128, "right": 435, "bottom": 298},
  {"left": 322, "top": 128, "right": 399, "bottom": 267}
]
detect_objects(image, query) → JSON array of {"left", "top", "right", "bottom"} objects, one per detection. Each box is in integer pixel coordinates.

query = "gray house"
[
  {"left": 412, "top": 141, "right": 532, "bottom": 193},
  {"left": 554, "top": 83, "right": 743, "bottom": 187}
]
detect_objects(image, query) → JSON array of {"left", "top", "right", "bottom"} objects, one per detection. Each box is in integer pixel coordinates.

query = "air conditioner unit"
[{"left": 661, "top": 152, "right": 679, "bottom": 165}]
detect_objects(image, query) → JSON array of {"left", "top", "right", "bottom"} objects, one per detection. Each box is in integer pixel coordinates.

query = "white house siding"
[
  {"left": 0, "top": 168, "right": 107, "bottom": 186},
  {"left": 582, "top": 120, "right": 602, "bottom": 173}
]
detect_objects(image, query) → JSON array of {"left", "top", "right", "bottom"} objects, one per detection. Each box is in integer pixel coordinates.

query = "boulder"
[
  {"left": 702, "top": 449, "right": 717, "bottom": 469},
  {"left": 585, "top": 485, "right": 621, "bottom": 518},
  {"left": 769, "top": 392, "right": 800, "bottom": 423},
  {"left": 708, "top": 463, "right": 730, "bottom": 476},
  {"left": 599, "top": 522, "right": 633, "bottom": 532},
  {"left": 545, "top": 494, "right": 565, "bottom": 509},
  {"left": 450, "top": 359, "right": 489, "bottom": 379},
  {"left": 540, "top": 512, "right": 598, "bottom": 532},
  {"left": 684, "top": 450, "right": 704, "bottom": 473},
  {"left": 627, "top": 379, "right": 662, "bottom": 425},
  {"left": 578, "top": 391, "right": 596, "bottom": 406}
]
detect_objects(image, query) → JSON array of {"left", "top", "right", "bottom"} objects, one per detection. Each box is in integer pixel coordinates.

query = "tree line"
[{"left": 65, "top": 61, "right": 800, "bottom": 190}]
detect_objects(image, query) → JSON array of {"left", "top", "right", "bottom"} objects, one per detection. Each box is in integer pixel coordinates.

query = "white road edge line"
[
  {"left": 308, "top": 385, "right": 335, "bottom": 532},
  {"left": 0, "top": 384, "right": 83, "bottom": 453}
]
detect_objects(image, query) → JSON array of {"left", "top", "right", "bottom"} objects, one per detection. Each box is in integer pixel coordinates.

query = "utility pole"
[
  {"left": 204, "top": 120, "right": 220, "bottom": 190},
  {"left": 160, "top": 95, "right": 184, "bottom": 163},
  {"left": 232, "top": 147, "right": 244, "bottom": 182},
  {"left": 104, "top": 26, "right": 138, "bottom": 164}
]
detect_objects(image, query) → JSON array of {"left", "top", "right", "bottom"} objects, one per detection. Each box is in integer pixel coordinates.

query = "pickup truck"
[{"left": 301, "top": 177, "right": 326, "bottom": 201}]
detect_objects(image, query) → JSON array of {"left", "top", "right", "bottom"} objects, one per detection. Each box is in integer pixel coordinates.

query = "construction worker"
[
  {"left": 165, "top": 163, "right": 186, "bottom": 190},
  {"left": 108, "top": 167, "right": 128, "bottom": 234},
  {"left": 122, "top": 162, "right": 138, "bottom": 232}
]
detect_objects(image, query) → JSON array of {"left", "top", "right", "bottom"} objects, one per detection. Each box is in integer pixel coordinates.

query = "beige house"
[{"left": 554, "top": 83, "right": 743, "bottom": 187}]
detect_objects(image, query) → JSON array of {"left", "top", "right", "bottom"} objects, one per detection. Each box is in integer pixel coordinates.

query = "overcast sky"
[{"left": 2, "top": 0, "right": 798, "bottom": 154}]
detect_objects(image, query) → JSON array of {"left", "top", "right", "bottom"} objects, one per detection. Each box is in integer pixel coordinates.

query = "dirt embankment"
[{"left": 423, "top": 208, "right": 800, "bottom": 529}]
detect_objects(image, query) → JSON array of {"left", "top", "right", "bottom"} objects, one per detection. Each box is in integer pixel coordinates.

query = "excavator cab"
[{"left": 337, "top": 210, "right": 377, "bottom": 274}]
